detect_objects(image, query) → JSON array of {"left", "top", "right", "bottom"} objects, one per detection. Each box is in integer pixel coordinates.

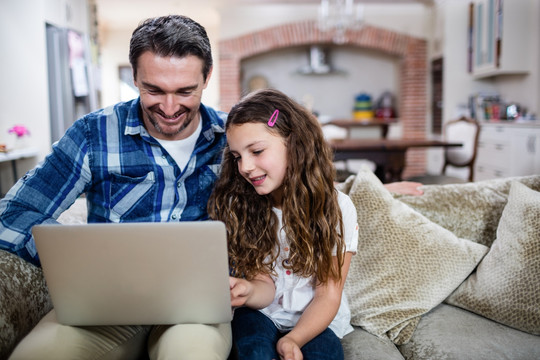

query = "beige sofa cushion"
[
  {"left": 446, "top": 181, "right": 540, "bottom": 335},
  {"left": 394, "top": 175, "right": 540, "bottom": 247},
  {"left": 344, "top": 167, "right": 488, "bottom": 345}
]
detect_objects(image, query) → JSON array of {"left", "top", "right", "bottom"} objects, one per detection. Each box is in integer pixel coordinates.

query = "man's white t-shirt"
[{"left": 156, "top": 118, "right": 202, "bottom": 171}]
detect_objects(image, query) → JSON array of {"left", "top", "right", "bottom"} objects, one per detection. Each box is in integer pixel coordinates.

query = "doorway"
[{"left": 431, "top": 57, "right": 443, "bottom": 135}]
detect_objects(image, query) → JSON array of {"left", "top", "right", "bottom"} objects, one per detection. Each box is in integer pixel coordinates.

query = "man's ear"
[{"left": 132, "top": 69, "right": 138, "bottom": 88}]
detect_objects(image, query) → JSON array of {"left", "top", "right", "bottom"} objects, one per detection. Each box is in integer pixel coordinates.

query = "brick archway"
[{"left": 219, "top": 20, "right": 428, "bottom": 177}]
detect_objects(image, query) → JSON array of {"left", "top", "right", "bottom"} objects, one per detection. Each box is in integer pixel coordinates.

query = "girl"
[{"left": 208, "top": 89, "right": 358, "bottom": 360}]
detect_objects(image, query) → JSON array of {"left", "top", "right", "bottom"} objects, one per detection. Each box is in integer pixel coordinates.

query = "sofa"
[{"left": 1, "top": 167, "right": 539, "bottom": 359}]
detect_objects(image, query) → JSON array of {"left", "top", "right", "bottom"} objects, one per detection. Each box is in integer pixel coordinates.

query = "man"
[{"left": 1, "top": 15, "right": 231, "bottom": 360}]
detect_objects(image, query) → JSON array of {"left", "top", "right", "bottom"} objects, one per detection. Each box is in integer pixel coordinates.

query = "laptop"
[{"left": 32, "top": 221, "right": 232, "bottom": 326}]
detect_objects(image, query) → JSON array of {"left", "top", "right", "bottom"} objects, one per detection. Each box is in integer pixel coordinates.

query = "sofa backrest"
[{"left": 394, "top": 175, "right": 540, "bottom": 247}]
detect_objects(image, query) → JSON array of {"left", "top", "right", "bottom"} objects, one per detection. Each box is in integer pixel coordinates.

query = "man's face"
[{"left": 134, "top": 52, "right": 212, "bottom": 141}]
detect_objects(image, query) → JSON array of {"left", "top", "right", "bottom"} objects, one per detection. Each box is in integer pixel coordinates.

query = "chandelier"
[{"left": 318, "top": 0, "right": 365, "bottom": 44}]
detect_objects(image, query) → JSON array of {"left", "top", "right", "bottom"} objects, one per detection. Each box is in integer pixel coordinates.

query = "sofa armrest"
[
  {"left": 0, "top": 250, "right": 53, "bottom": 359},
  {"left": 0, "top": 197, "right": 86, "bottom": 357}
]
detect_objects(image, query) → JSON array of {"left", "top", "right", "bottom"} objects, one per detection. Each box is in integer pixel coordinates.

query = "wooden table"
[
  {"left": 328, "top": 118, "right": 398, "bottom": 139},
  {"left": 330, "top": 139, "right": 462, "bottom": 183}
]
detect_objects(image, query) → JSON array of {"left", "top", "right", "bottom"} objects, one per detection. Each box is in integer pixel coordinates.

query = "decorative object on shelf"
[
  {"left": 7, "top": 125, "right": 30, "bottom": 150},
  {"left": 8, "top": 125, "right": 30, "bottom": 138},
  {"left": 296, "top": 46, "right": 346, "bottom": 75},
  {"left": 505, "top": 103, "right": 521, "bottom": 121},
  {"left": 374, "top": 91, "right": 396, "bottom": 119},
  {"left": 299, "top": 46, "right": 328, "bottom": 75},
  {"left": 469, "top": 93, "right": 532, "bottom": 122},
  {"left": 317, "top": 0, "right": 364, "bottom": 44},
  {"left": 469, "top": 92, "right": 500, "bottom": 122},
  {"left": 353, "top": 93, "right": 374, "bottom": 121}
]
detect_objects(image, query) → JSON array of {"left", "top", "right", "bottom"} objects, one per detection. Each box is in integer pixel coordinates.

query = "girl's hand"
[
  {"left": 229, "top": 276, "right": 253, "bottom": 307},
  {"left": 276, "top": 336, "right": 303, "bottom": 360},
  {"left": 229, "top": 274, "right": 275, "bottom": 308}
]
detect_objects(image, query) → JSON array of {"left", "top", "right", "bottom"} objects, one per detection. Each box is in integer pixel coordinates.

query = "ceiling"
[
  {"left": 217, "top": 0, "right": 433, "bottom": 3},
  {"left": 95, "top": 0, "right": 434, "bottom": 32}
]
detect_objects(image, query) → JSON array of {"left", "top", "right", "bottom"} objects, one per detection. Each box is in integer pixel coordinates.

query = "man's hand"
[{"left": 384, "top": 181, "right": 424, "bottom": 195}]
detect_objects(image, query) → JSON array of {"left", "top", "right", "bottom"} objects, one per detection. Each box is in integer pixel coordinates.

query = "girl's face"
[{"left": 227, "top": 122, "right": 288, "bottom": 207}]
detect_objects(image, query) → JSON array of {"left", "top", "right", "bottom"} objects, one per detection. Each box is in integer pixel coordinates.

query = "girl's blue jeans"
[{"left": 231, "top": 307, "right": 344, "bottom": 360}]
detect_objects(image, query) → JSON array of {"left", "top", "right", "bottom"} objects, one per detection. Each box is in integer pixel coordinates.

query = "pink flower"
[{"left": 8, "top": 125, "right": 30, "bottom": 138}]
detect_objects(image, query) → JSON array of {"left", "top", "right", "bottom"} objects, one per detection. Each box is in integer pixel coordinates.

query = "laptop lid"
[{"left": 33, "top": 221, "right": 232, "bottom": 326}]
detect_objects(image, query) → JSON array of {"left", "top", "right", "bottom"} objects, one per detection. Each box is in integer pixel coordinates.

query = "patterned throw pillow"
[
  {"left": 344, "top": 167, "right": 488, "bottom": 344},
  {"left": 446, "top": 181, "right": 540, "bottom": 335},
  {"left": 0, "top": 250, "right": 52, "bottom": 359}
]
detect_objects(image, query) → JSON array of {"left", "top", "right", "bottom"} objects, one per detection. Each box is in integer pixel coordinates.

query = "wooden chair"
[{"left": 408, "top": 116, "right": 480, "bottom": 184}]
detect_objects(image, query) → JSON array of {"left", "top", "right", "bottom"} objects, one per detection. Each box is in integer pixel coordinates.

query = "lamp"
[{"left": 318, "top": 0, "right": 364, "bottom": 44}]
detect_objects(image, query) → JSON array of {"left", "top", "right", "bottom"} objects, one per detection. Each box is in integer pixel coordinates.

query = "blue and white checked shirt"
[{"left": 0, "top": 98, "right": 227, "bottom": 266}]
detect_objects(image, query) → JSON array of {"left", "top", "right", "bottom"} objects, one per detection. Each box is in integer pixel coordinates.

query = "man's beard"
[{"left": 145, "top": 107, "right": 195, "bottom": 138}]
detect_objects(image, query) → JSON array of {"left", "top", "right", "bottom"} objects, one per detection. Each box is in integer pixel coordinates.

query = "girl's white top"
[{"left": 259, "top": 190, "right": 358, "bottom": 338}]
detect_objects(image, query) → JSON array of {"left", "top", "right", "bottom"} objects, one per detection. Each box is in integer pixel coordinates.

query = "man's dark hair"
[{"left": 129, "top": 15, "right": 213, "bottom": 81}]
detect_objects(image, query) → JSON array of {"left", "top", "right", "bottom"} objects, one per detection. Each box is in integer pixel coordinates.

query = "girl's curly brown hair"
[{"left": 208, "top": 88, "right": 344, "bottom": 284}]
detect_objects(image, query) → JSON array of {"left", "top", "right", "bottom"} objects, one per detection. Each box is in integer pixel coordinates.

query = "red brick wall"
[{"left": 219, "top": 20, "right": 428, "bottom": 178}]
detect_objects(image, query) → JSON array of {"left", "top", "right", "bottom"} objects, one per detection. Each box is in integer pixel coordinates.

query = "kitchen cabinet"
[
  {"left": 475, "top": 123, "right": 540, "bottom": 181},
  {"left": 471, "top": 0, "right": 530, "bottom": 78}
]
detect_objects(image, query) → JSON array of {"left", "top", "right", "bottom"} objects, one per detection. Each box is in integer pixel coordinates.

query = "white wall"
[
  {"left": 0, "top": 0, "right": 95, "bottom": 193},
  {"left": 0, "top": 0, "right": 50, "bottom": 191},
  {"left": 99, "top": 28, "right": 132, "bottom": 108}
]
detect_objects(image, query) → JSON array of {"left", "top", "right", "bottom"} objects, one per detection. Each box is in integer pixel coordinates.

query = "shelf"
[
  {"left": 329, "top": 118, "right": 399, "bottom": 126},
  {"left": 473, "top": 69, "right": 529, "bottom": 80},
  {"left": 327, "top": 119, "right": 399, "bottom": 139}
]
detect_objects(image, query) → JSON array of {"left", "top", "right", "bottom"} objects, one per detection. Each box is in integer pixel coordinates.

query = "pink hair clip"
[{"left": 268, "top": 109, "right": 279, "bottom": 127}]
